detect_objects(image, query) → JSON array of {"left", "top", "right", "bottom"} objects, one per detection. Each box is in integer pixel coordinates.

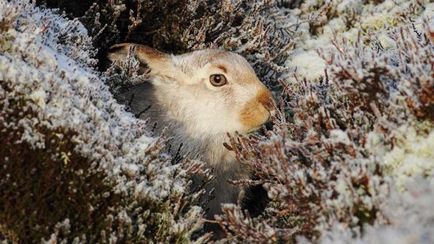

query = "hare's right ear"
[{"left": 108, "top": 43, "right": 179, "bottom": 79}]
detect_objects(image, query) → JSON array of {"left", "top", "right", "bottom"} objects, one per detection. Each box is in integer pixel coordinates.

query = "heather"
[{"left": 1, "top": 0, "right": 433, "bottom": 242}]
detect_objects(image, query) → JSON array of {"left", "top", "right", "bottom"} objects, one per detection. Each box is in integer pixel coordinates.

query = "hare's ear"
[{"left": 108, "top": 43, "right": 178, "bottom": 78}]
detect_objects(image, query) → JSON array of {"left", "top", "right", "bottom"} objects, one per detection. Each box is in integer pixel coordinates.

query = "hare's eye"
[{"left": 210, "top": 74, "right": 227, "bottom": 87}]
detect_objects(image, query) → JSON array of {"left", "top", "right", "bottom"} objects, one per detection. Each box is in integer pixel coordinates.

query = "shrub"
[
  {"left": 0, "top": 1, "right": 208, "bottom": 242},
  {"left": 1, "top": 0, "right": 433, "bottom": 242}
]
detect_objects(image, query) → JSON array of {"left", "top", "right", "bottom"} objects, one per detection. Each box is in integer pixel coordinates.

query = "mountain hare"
[{"left": 108, "top": 43, "right": 275, "bottom": 220}]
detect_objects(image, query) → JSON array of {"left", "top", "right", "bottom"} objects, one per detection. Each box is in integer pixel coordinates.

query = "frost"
[
  {"left": 327, "top": 129, "right": 351, "bottom": 145},
  {"left": 384, "top": 125, "right": 434, "bottom": 190},
  {"left": 28, "top": 88, "right": 47, "bottom": 109},
  {"left": 285, "top": 0, "right": 433, "bottom": 83},
  {"left": 319, "top": 177, "right": 434, "bottom": 244},
  {"left": 0, "top": 0, "right": 206, "bottom": 242},
  {"left": 217, "top": 0, "right": 433, "bottom": 242},
  {"left": 286, "top": 50, "right": 326, "bottom": 81},
  {"left": 1, "top": 0, "right": 433, "bottom": 242},
  {"left": 0, "top": 0, "right": 176, "bottom": 198}
]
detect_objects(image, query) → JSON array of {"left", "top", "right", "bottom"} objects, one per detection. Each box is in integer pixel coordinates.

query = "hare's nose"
[{"left": 258, "top": 89, "right": 275, "bottom": 112}]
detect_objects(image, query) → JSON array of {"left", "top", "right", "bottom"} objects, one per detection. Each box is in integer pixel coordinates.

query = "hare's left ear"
[{"left": 108, "top": 43, "right": 182, "bottom": 81}]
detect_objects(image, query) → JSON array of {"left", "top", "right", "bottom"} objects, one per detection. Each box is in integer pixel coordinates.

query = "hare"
[{"left": 108, "top": 43, "right": 275, "bottom": 220}]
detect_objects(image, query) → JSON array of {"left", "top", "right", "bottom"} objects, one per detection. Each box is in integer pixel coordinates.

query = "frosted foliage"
[
  {"left": 0, "top": 0, "right": 206, "bottom": 242},
  {"left": 1, "top": 0, "right": 434, "bottom": 242},
  {"left": 216, "top": 0, "right": 434, "bottom": 242},
  {"left": 181, "top": 0, "right": 295, "bottom": 85},
  {"left": 319, "top": 177, "right": 434, "bottom": 244},
  {"left": 284, "top": 0, "right": 433, "bottom": 82},
  {"left": 384, "top": 125, "right": 434, "bottom": 190},
  {"left": 0, "top": 0, "right": 173, "bottom": 200}
]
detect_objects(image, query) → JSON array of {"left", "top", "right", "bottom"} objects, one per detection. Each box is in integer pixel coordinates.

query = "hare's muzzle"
[
  {"left": 258, "top": 88, "right": 276, "bottom": 117},
  {"left": 239, "top": 87, "right": 275, "bottom": 132}
]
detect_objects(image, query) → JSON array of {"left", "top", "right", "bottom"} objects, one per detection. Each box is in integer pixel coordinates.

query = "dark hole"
[{"left": 264, "top": 120, "right": 274, "bottom": 131}]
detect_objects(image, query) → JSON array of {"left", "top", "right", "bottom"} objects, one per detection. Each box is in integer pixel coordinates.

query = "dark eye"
[{"left": 209, "top": 74, "right": 227, "bottom": 87}]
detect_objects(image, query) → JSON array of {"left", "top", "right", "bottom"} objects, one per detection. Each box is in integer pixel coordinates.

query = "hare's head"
[{"left": 108, "top": 43, "right": 275, "bottom": 137}]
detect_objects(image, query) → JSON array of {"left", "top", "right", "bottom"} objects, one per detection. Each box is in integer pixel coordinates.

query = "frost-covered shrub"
[
  {"left": 37, "top": 0, "right": 295, "bottom": 87},
  {"left": 2, "top": 0, "right": 297, "bottom": 241},
  {"left": 0, "top": 1, "right": 208, "bottom": 242},
  {"left": 285, "top": 0, "right": 431, "bottom": 82},
  {"left": 217, "top": 80, "right": 390, "bottom": 241},
  {"left": 319, "top": 177, "right": 434, "bottom": 244},
  {"left": 2, "top": 0, "right": 434, "bottom": 242},
  {"left": 178, "top": 0, "right": 294, "bottom": 86},
  {"left": 215, "top": 1, "right": 434, "bottom": 242}
]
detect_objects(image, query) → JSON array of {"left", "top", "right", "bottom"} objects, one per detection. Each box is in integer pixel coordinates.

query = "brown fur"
[
  {"left": 257, "top": 88, "right": 274, "bottom": 111},
  {"left": 108, "top": 43, "right": 171, "bottom": 75},
  {"left": 239, "top": 87, "right": 273, "bottom": 129},
  {"left": 216, "top": 65, "right": 227, "bottom": 73}
]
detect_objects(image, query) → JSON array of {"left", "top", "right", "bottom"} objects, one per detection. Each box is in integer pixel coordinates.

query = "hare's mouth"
[
  {"left": 245, "top": 128, "right": 260, "bottom": 134},
  {"left": 245, "top": 125, "right": 263, "bottom": 134},
  {"left": 243, "top": 119, "right": 274, "bottom": 134}
]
